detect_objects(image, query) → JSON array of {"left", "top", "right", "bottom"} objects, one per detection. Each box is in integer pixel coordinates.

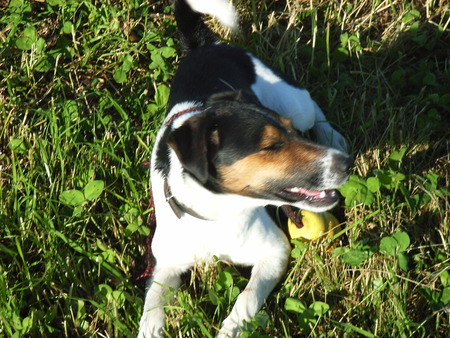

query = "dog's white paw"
[
  {"left": 137, "top": 324, "right": 162, "bottom": 338},
  {"left": 216, "top": 319, "right": 241, "bottom": 338},
  {"left": 311, "top": 101, "right": 350, "bottom": 153},
  {"left": 317, "top": 127, "right": 350, "bottom": 153},
  {"left": 335, "top": 133, "right": 350, "bottom": 153},
  {"left": 138, "top": 308, "right": 165, "bottom": 338}
]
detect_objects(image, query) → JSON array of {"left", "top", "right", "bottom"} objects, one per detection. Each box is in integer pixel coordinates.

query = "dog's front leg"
[
  {"left": 138, "top": 268, "right": 182, "bottom": 338},
  {"left": 217, "top": 256, "right": 288, "bottom": 337}
]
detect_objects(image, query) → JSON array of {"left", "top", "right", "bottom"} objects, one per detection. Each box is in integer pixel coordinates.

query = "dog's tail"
[{"left": 174, "top": 0, "right": 238, "bottom": 52}]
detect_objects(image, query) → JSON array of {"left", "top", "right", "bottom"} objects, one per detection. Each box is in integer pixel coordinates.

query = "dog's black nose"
[{"left": 334, "top": 153, "right": 353, "bottom": 174}]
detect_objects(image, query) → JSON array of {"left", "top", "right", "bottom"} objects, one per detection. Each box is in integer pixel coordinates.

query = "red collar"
[{"left": 164, "top": 106, "right": 205, "bottom": 126}]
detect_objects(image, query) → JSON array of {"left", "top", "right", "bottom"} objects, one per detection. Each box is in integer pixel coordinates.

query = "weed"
[{"left": 1, "top": 0, "right": 449, "bottom": 336}]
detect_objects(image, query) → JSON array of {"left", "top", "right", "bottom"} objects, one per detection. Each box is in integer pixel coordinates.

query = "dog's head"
[{"left": 167, "top": 92, "right": 352, "bottom": 212}]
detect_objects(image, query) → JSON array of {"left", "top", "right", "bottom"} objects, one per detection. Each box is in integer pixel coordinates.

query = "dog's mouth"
[{"left": 277, "top": 186, "right": 339, "bottom": 207}]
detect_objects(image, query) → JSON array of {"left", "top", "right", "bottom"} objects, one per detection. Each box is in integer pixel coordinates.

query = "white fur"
[
  {"left": 249, "top": 55, "right": 316, "bottom": 133},
  {"left": 319, "top": 148, "right": 349, "bottom": 188},
  {"left": 249, "top": 55, "right": 348, "bottom": 152},
  {"left": 186, "top": 0, "right": 238, "bottom": 29},
  {"left": 164, "top": 101, "right": 205, "bottom": 129}
]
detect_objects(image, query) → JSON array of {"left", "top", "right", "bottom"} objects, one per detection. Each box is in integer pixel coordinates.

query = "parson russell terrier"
[{"left": 138, "top": 0, "right": 352, "bottom": 336}]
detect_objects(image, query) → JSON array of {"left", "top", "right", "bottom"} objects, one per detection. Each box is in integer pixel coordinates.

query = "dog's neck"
[{"left": 163, "top": 178, "right": 211, "bottom": 220}]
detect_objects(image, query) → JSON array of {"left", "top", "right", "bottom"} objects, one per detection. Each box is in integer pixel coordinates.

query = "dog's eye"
[{"left": 261, "top": 142, "right": 284, "bottom": 151}]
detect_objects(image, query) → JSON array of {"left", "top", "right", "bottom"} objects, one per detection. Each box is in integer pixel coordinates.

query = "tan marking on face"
[
  {"left": 218, "top": 125, "right": 325, "bottom": 195},
  {"left": 259, "top": 125, "right": 283, "bottom": 150},
  {"left": 279, "top": 116, "right": 295, "bottom": 131}
]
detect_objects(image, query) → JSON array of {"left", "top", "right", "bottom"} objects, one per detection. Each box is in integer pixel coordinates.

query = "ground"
[{"left": 0, "top": 0, "right": 449, "bottom": 336}]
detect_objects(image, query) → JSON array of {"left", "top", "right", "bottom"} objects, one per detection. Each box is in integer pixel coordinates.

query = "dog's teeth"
[{"left": 319, "top": 191, "right": 326, "bottom": 198}]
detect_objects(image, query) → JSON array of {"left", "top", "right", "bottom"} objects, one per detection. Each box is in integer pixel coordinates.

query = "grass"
[{"left": 0, "top": 0, "right": 449, "bottom": 336}]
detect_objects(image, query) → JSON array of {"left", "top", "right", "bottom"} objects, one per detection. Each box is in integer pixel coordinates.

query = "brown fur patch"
[
  {"left": 279, "top": 116, "right": 295, "bottom": 131},
  {"left": 218, "top": 126, "right": 325, "bottom": 194},
  {"left": 259, "top": 125, "right": 283, "bottom": 150}
]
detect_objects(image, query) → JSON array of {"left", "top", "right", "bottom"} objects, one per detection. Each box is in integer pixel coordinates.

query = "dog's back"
[{"left": 168, "top": 0, "right": 260, "bottom": 110}]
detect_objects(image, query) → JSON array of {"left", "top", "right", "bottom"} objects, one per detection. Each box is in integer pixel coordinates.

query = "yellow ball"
[{"left": 288, "top": 210, "right": 341, "bottom": 241}]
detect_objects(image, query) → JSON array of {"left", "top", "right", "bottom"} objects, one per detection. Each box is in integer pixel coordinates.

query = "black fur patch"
[{"left": 168, "top": 44, "right": 256, "bottom": 110}]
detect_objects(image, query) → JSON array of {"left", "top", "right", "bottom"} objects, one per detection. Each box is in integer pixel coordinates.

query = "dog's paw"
[
  {"left": 216, "top": 327, "right": 240, "bottom": 338},
  {"left": 137, "top": 325, "right": 162, "bottom": 338},
  {"left": 316, "top": 126, "right": 350, "bottom": 153},
  {"left": 138, "top": 310, "right": 165, "bottom": 338},
  {"left": 137, "top": 326, "right": 162, "bottom": 338},
  {"left": 216, "top": 317, "right": 242, "bottom": 338},
  {"left": 326, "top": 130, "right": 349, "bottom": 153}
]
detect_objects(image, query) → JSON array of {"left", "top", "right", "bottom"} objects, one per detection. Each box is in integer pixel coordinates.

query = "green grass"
[{"left": 0, "top": 0, "right": 449, "bottom": 336}]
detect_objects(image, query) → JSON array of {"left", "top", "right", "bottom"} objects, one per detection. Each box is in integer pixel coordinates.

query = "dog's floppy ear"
[{"left": 168, "top": 115, "right": 218, "bottom": 184}]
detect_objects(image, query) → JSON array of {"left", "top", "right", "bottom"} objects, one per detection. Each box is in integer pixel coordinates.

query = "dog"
[{"left": 138, "top": 0, "right": 352, "bottom": 337}]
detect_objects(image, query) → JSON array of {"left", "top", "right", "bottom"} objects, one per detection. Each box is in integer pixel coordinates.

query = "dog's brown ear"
[{"left": 168, "top": 115, "right": 217, "bottom": 184}]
